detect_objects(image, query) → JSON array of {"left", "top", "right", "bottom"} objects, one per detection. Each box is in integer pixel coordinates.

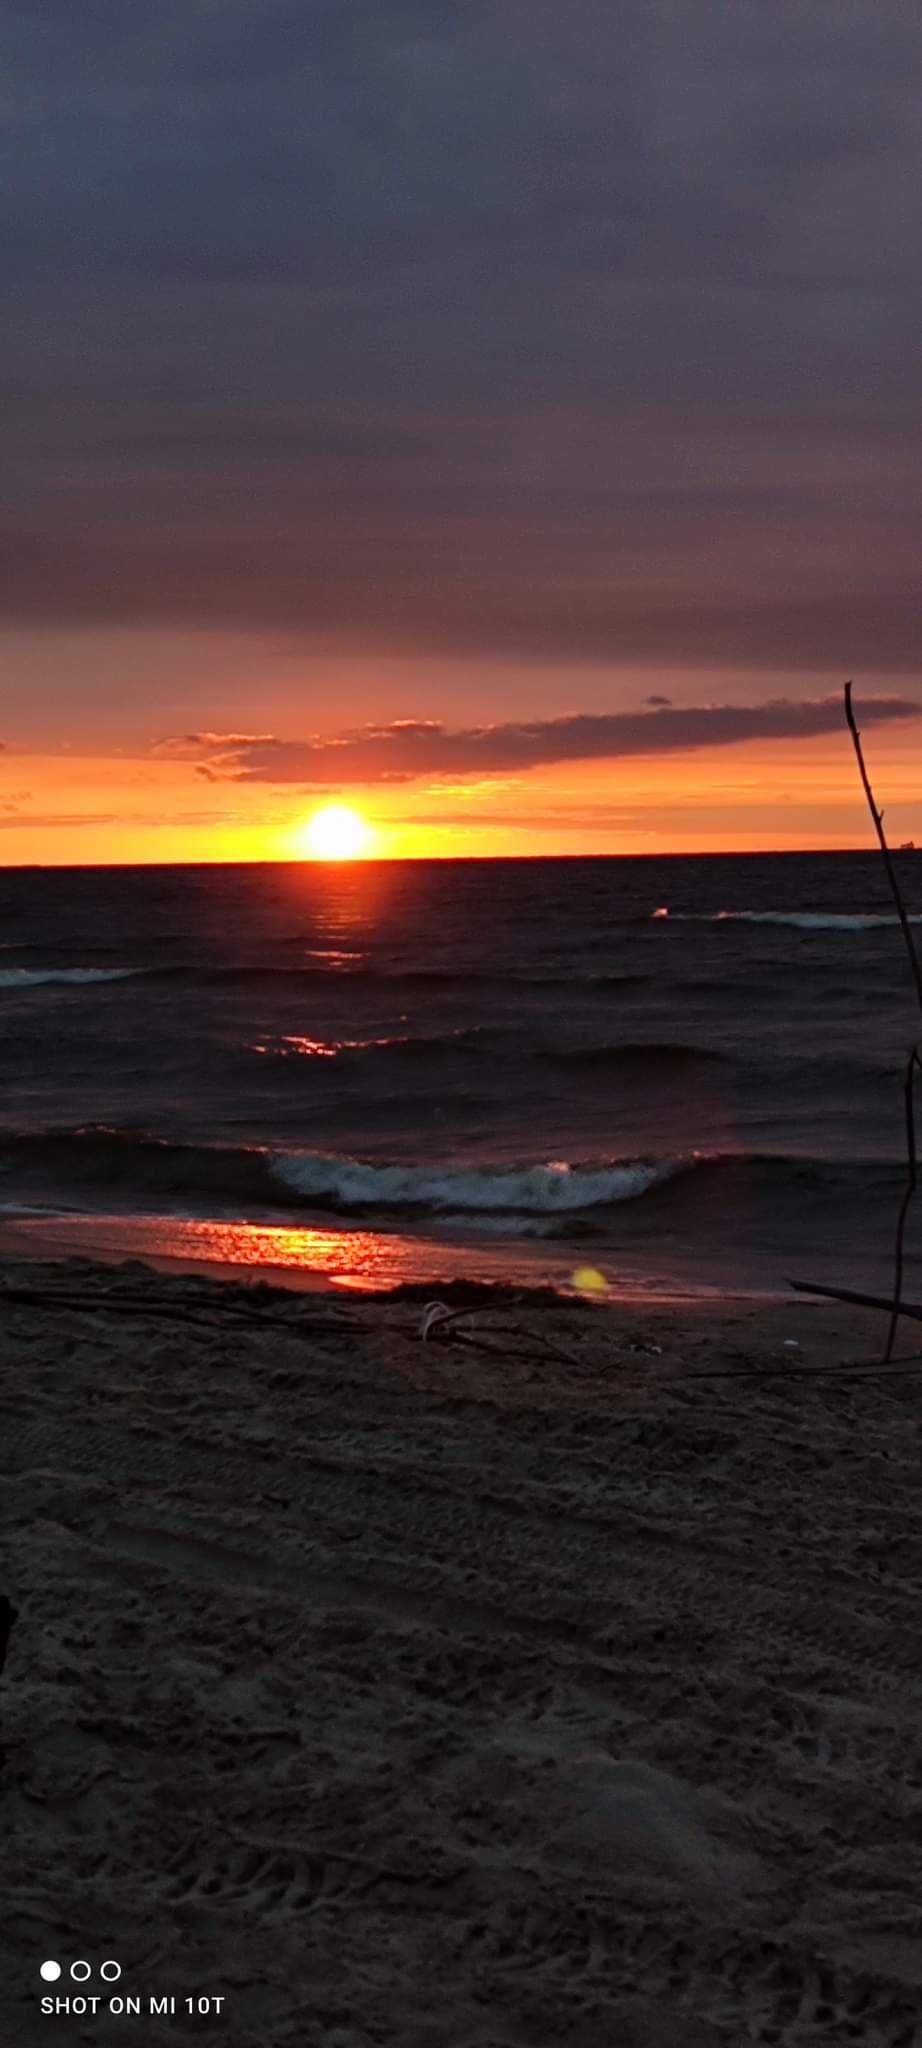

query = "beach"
[{"left": 4, "top": 1256, "right": 922, "bottom": 2045}]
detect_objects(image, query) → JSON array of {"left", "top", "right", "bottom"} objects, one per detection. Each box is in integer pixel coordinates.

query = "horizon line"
[{"left": 0, "top": 844, "right": 891, "bottom": 872}]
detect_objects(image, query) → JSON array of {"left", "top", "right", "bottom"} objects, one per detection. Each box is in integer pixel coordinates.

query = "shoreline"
[
  {"left": 0, "top": 1204, "right": 811, "bottom": 1305},
  {"left": 1, "top": 1163, "right": 914, "bottom": 1308}
]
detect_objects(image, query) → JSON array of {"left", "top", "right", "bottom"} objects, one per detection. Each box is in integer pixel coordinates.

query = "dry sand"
[{"left": 3, "top": 1258, "right": 922, "bottom": 2045}]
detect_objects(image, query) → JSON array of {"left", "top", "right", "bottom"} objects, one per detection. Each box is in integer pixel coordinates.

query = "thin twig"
[
  {"left": 0, "top": 1283, "right": 355, "bottom": 1339},
  {"left": 834, "top": 682, "right": 922, "bottom": 1356},
  {"left": 886, "top": 1047, "right": 922, "bottom": 1358},
  {"left": 681, "top": 1358, "right": 922, "bottom": 1380},
  {"left": 845, "top": 683, "right": 922, "bottom": 1007}
]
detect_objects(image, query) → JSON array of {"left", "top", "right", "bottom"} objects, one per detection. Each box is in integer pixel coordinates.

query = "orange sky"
[
  {"left": 2, "top": 626, "right": 919, "bottom": 863},
  {"left": 3, "top": 682, "right": 920, "bottom": 864}
]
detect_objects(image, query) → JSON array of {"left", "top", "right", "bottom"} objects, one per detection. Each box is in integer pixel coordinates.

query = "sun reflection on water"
[{"left": 0, "top": 1209, "right": 551, "bottom": 1292}]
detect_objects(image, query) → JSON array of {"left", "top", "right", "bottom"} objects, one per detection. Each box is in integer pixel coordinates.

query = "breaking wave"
[
  {"left": 0, "top": 967, "right": 143, "bottom": 990},
  {"left": 650, "top": 909, "right": 922, "bottom": 931},
  {"left": 545, "top": 1041, "right": 724, "bottom": 1071},
  {"left": 0, "top": 1128, "right": 904, "bottom": 1231},
  {"left": 269, "top": 1152, "right": 680, "bottom": 1212},
  {"left": 0, "top": 1124, "right": 688, "bottom": 1216}
]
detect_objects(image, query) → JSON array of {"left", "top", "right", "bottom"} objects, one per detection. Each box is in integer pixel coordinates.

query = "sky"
[{"left": 3, "top": 0, "right": 922, "bottom": 860}]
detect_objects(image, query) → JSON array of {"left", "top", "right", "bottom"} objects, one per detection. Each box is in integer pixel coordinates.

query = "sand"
[{"left": 3, "top": 1257, "right": 922, "bottom": 2045}]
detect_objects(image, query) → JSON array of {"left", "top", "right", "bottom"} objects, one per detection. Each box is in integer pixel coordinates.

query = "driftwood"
[
  {"left": 790, "top": 1277, "right": 922, "bottom": 1321},
  {"left": 0, "top": 1595, "right": 14, "bottom": 1768},
  {"left": 0, "top": 1596, "right": 17, "bottom": 1680},
  {"left": 0, "top": 1281, "right": 356, "bottom": 1340},
  {"left": 419, "top": 1300, "right": 581, "bottom": 1369},
  {"left": 794, "top": 685, "right": 922, "bottom": 1360},
  {"left": 682, "top": 1356, "right": 922, "bottom": 1380}
]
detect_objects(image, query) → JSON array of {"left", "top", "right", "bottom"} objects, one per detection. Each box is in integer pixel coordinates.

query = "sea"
[{"left": 1, "top": 852, "right": 921, "bottom": 1301}]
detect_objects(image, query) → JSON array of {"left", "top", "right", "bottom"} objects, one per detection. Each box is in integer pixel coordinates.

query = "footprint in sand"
[{"left": 537, "top": 1752, "right": 768, "bottom": 1898}]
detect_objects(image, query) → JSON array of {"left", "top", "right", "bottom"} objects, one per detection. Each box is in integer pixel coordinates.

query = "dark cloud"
[
  {"left": 152, "top": 730, "right": 278, "bottom": 756},
  {"left": 2, "top": 503, "right": 922, "bottom": 671},
  {"left": 179, "top": 695, "right": 919, "bottom": 786},
  {"left": 3, "top": 2, "right": 922, "bottom": 678}
]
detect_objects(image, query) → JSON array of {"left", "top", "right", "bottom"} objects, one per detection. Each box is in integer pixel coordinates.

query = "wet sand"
[{"left": 3, "top": 1257, "right": 922, "bottom": 2045}]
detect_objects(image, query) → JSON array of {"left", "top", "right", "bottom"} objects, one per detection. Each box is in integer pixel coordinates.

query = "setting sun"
[{"left": 299, "top": 803, "right": 373, "bottom": 861}]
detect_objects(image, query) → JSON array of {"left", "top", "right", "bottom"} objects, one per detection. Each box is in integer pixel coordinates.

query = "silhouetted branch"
[
  {"left": 795, "top": 686, "right": 922, "bottom": 1358},
  {"left": 845, "top": 683, "right": 922, "bottom": 1008},
  {"left": 789, "top": 1277, "right": 922, "bottom": 1320},
  {"left": 886, "top": 1046, "right": 922, "bottom": 1358}
]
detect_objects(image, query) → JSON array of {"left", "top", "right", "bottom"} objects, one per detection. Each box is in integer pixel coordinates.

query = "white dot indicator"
[
  {"left": 100, "top": 1961, "right": 121, "bottom": 1982},
  {"left": 40, "top": 1961, "right": 61, "bottom": 1982},
  {"left": 71, "top": 1961, "right": 91, "bottom": 1982}
]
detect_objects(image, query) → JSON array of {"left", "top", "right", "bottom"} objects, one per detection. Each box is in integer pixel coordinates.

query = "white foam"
[
  {"left": 0, "top": 1201, "right": 59, "bottom": 1215},
  {"left": 716, "top": 910, "right": 922, "bottom": 930},
  {"left": 651, "top": 909, "right": 918, "bottom": 931},
  {"left": 0, "top": 968, "right": 139, "bottom": 989},
  {"left": 270, "top": 1151, "right": 680, "bottom": 1213},
  {"left": 436, "top": 1212, "right": 563, "bottom": 1236}
]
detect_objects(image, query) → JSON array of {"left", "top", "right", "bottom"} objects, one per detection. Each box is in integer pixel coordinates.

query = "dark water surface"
[{"left": 1, "top": 853, "right": 920, "bottom": 1296}]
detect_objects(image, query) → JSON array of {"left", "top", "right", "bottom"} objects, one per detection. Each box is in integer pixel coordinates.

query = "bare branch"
[
  {"left": 845, "top": 681, "right": 922, "bottom": 1009},
  {"left": 795, "top": 685, "right": 922, "bottom": 1358}
]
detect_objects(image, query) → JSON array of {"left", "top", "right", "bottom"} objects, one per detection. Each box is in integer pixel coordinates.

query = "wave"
[
  {"left": 0, "top": 967, "right": 143, "bottom": 990},
  {"left": 718, "top": 911, "right": 922, "bottom": 930},
  {"left": 545, "top": 1041, "right": 724, "bottom": 1071},
  {"left": 584, "top": 973, "right": 653, "bottom": 990},
  {"left": 651, "top": 909, "right": 922, "bottom": 931},
  {"left": 251, "top": 1026, "right": 496, "bottom": 1063},
  {"left": 215, "top": 964, "right": 661, "bottom": 992},
  {"left": 0, "top": 958, "right": 656, "bottom": 995},
  {"left": 0, "top": 1127, "right": 905, "bottom": 1222},
  {"left": 248, "top": 1029, "right": 712, "bottom": 1072},
  {"left": 0, "top": 1124, "right": 686, "bottom": 1216},
  {"left": 435, "top": 1211, "right": 598, "bottom": 1238},
  {"left": 269, "top": 1152, "right": 680, "bottom": 1212}
]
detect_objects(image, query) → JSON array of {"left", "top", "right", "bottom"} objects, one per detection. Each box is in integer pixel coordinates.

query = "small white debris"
[
  {"left": 783, "top": 1338, "right": 800, "bottom": 1350},
  {"left": 420, "top": 1301, "right": 452, "bottom": 1342}
]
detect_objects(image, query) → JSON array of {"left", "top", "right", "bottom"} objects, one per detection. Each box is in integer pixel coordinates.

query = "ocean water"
[{"left": 1, "top": 852, "right": 921, "bottom": 1297}]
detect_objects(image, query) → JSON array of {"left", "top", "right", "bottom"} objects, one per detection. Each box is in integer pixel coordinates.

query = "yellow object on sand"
[{"left": 571, "top": 1265, "right": 608, "bottom": 1296}]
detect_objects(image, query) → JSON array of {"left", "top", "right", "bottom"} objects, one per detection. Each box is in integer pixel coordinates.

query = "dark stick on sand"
[
  {"left": 0, "top": 1595, "right": 17, "bottom": 1679},
  {"left": 887, "top": 1045, "right": 922, "bottom": 1361},
  {"left": 0, "top": 1596, "right": 17, "bottom": 1769},
  {"left": 789, "top": 1277, "right": 922, "bottom": 1322},
  {"left": 796, "top": 685, "right": 922, "bottom": 1360},
  {"left": 0, "top": 1283, "right": 355, "bottom": 1341}
]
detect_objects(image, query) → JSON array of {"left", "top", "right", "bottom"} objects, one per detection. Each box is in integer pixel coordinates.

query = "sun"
[{"left": 300, "top": 803, "right": 372, "bottom": 861}]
